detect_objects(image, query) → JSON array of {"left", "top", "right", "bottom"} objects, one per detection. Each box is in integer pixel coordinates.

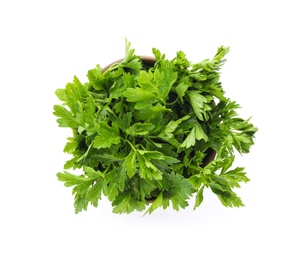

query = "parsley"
[{"left": 54, "top": 40, "right": 257, "bottom": 214}]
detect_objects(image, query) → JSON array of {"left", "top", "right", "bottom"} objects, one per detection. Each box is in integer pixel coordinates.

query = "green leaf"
[
  {"left": 64, "top": 83, "right": 81, "bottom": 114},
  {"left": 123, "top": 150, "right": 136, "bottom": 178},
  {"left": 220, "top": 155, "right": 235, "bottom": 174},
  {"left": 117, "top": 167, "right": 127, "bottom": 192},
  {"left": 107, "top": 78, "right": 126, "bottom": 101},
  {"left": 152, "top": 47, "right": 165, "bottom": 61},
  {"left": 137, "top": 70, "right": 162, "bottom": 91},
  {"left": 195, "top": 122, "right": 208, "bottom": 141},
  {"left": 57, "top": 169, "right": 104, "bottom": 213},
  {"left": 83, "top": 96, "right": 99, "bottom": 135},
  {"left": 55, "top": 88, "right": 66, "bottom": 101},
  {"left": 74, "top": 195, "right": 88, "bottom": 214},
  {"left": 126, "top": 122, "right": 155, "bottom": 136},
  {"left": 124, "top": 38, "right": 134, "bottom": 62},
  {"left": 64, "top": 157, "right": 80, "bottom": 170},
  {"left": 109, "top": 112, "right": 132, "bottom": 132},
  {"left": 84, "top": 166, "right": 103, "bottom": 178},
  {"left": 157, "top": 60, "right": 178, "bottom": 99},
  {"left": 107, "top": 184, "right": 119, "bottom": 201},
  {"left": 92, "top": 153, "right": 125, "bottom": 165},
  {"left": 87, "top": 178, "right": 104, "bottom": 207},
  {"left": 188, "top": 90, "right": 212, "bottom": 121},
  {"left": 194, "top": 186, "right": 205, "bottom": 210},
  {"left": 214, "top": 46, "right": 230, "bottom": 63},
  {"left": 93, "top": 130, "right": 120, "bottom": 148},
  {"left": 158, "top": 121, "right": 178, "bottom": 140},
  {"left": 122, "top": 72, "right": 135, "bottom": 88},
  {"left": 57, "top": 171, "right": 82, "bottom": 187},
  {"left": 87, "top": 65, "right": 104, "bottom": 90},
  {"left": 104, "top": 168, "right": 125, "bottom": 200},
  {"left": 221, "top": 167, "right": 250, "bottom": 188},
  {"left": 133, "top": 103, "right": 171, "bottom": 121},
  {"left": 144, "top": 192, "right": 163, "bottom": 215},
  {"left": 122, "top": 39, "right": 142, "bottom": 71},
  {"left": 189, "top": 174, "right": 203, "bottom": 189},
  {"left": 208, "top": 176, "right": 245, "bottom": 208},
  {"left": 179, "top": 126, "right": 196, "bottom": 148},
  {"left": 112, "top": 194, "right": 146, "bottom": 214},
  {"left": 137, "top": 153, "right": 162, "bottom": 180},
  {"left": 63, "top": 138, "right": 78, "bottom": 153},
  {"left": 53, "top": 105, "right": 80, "bottom": 128},
  {"left": 158, "top": 115, "right": 190, "bottom": 140},
  {"left": 123, "top": 87, "right": 156, "bottom": 103},
  {"left": 173, "top": 50, "right": 190, "bottom": 69},
  {"left": 165, "top": 173, "right": 194, "bottom": 211},
  {"left": 123, "top": 64, "right": 177, "bottom": 105},
  {"left": 122, "top": 59, "right": 142, "bottom": 71},
  {"left": 175, "top": 82, "right": 189, "bottom": 101}
]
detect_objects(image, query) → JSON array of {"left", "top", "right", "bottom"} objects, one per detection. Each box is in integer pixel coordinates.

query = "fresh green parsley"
[{"left": 54, "top": 40, "right": 257, "bottom": 214}]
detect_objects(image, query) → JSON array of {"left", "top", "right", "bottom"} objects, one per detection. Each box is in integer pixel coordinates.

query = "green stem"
[
  {"left": 76, "top": 142, "right": 93, "bottom": 163},
  {"left": 125, "top": 139, "right": 136, "bottom": 151}
]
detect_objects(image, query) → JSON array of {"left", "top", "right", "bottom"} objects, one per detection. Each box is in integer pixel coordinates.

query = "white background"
[{"left": 1, "top": 0, "right": 307, "bottom": 259}]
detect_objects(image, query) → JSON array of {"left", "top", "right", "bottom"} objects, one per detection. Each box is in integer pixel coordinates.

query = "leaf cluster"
[{"left": 54, "top": 40, "right": 257, "bottom": 214}]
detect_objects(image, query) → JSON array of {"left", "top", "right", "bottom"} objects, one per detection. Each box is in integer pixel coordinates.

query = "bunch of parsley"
[{"left": 54, "top": 40, "right": 257, "bottom": 214}]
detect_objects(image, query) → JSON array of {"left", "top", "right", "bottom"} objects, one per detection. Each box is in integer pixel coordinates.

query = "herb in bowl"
[{"left": 54, "top": 40, "right": 257, "bottom": 214}]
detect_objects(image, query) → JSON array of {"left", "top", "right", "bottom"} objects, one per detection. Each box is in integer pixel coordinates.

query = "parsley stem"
[
  {"left": 76, "top": 142, "right": 93, "bottom": 163},
  {"left": 125, "top": 139, "right": 136, "bottom": 151},
  {"left": 102, "top": 164, "right": 111, "bottom": 175}
]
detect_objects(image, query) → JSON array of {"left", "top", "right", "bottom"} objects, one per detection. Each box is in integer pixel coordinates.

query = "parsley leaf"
[
  {"left": 53, "top": 105, "right": 80, "bottom": 128},
  {"left": 93, "top": 122, "right": 121, "bottom": 149}
]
